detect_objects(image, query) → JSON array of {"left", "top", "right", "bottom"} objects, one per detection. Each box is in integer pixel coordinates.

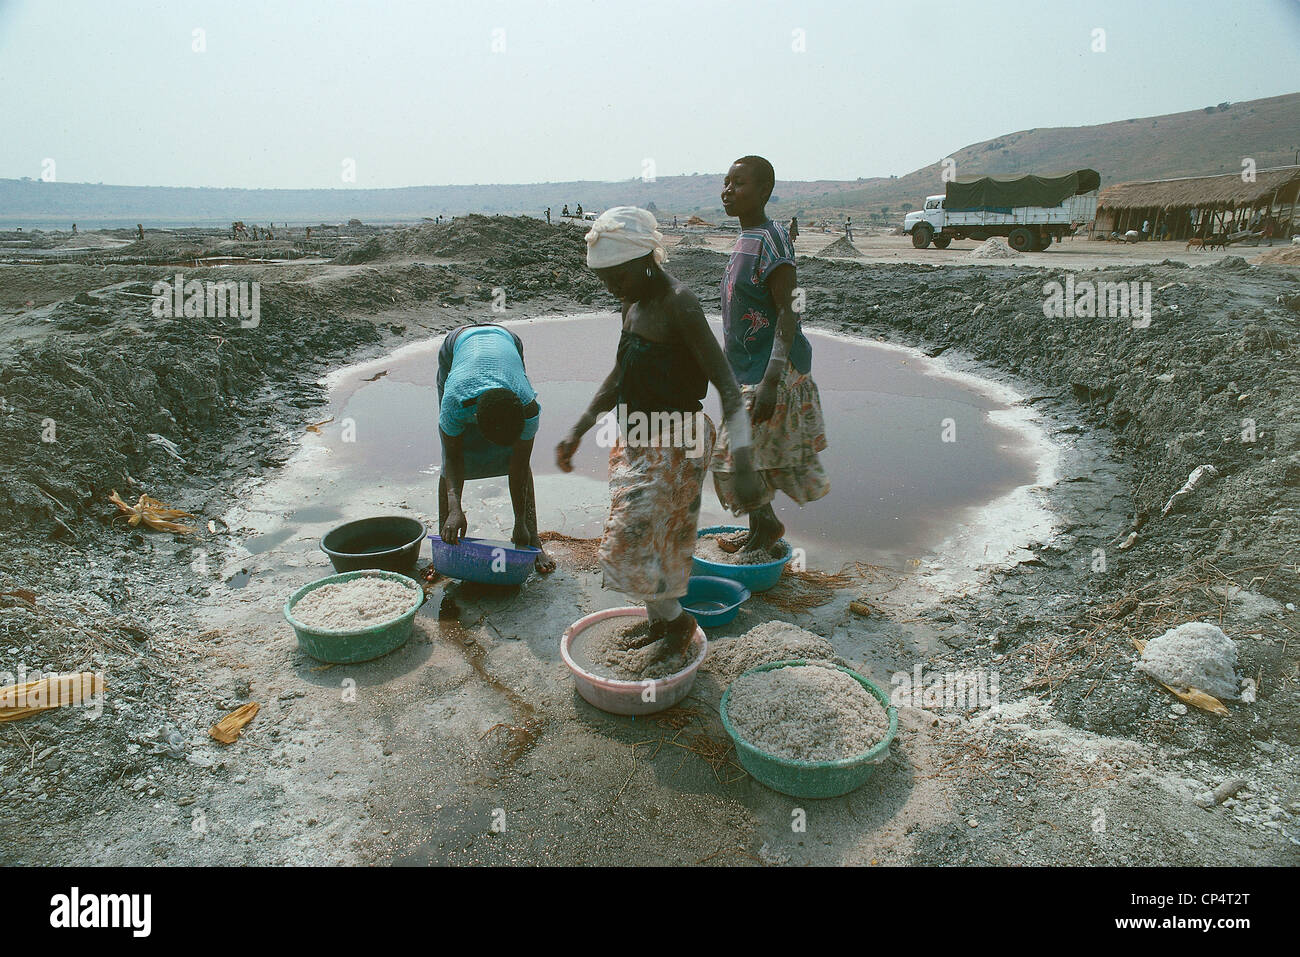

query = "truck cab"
[{"left": 903, "top": 195, "right": 952, "bottom": 248}]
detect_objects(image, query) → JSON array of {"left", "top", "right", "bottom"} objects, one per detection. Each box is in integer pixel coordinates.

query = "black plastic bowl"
[{"left": 320, "top": 516, "right": 426, "bottom": 579}]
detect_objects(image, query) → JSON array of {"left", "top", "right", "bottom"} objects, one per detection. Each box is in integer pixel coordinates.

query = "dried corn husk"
[
  {"left": 0, "top": 673, "right": 105, "bottom": 722},
  {"left": 209, "top": 702, "right": 260, "bottom": 744},
  {"left": 109, "top": 490, "right": 196, "bottom": 534}
]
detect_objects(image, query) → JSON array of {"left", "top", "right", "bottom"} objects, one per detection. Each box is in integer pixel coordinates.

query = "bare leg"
[
  {"left": 438, "top": 475, "right": 448, "bottom": 535},
  {"left": 629, "top": 597, "right": 689, "bottom": 649},
  {"left": 659, "top": 610, "right": 697, "bottom": 650},
  {"left": 745, "top": 503, "right": 785, "bottom": 554}
]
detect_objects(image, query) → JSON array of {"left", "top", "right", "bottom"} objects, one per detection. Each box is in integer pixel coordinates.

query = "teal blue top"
[{"left": 437, "top": 325, "right": 540, "bottom": 441}]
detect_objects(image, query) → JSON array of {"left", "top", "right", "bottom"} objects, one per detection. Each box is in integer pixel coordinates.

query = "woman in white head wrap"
[{"left": 556, "top": 207, "right": 764, "bottom": 648}]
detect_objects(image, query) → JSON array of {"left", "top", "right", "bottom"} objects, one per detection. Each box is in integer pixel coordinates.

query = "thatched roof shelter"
[
  {"left": 1097, "top": 166, "right": 1300, "bottom": 212},
  {"left": 1093, "top": 166, "right": 1299, "bottom": 239}
]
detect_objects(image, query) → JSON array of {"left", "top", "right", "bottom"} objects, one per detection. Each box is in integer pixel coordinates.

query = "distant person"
[
  {"left": 562, "top": 204, "right": 570, "bottom": 217},
  {"left": 1262, "top": 217, "right": 1275, "bottom": 246},
  {"left": 437, "top": 323, "right": 555, "bottom": 574},
  {"left": 305, "top": 226, "right": 312, "bottom": 239},
  {"left": 136, "top": 223, "right": 144, "bottom": 242},
  {"left": 1141, "top": 219, "right": 1150, "bottom": 240},
  {"left": 672, "top": 215, "right": 678, "bottom": 228},
  {"left": 575, "top": 203, "right": 583, "bottom": 217},
  {"left": 845, "top": 216, "right": 853, "bottom": 242},
  {"left": 71, "top": 223, "right": 77, "bottom": 234},
  {"left": 788, "top": 216, "right": 799, "bottom": 243},
  {"left": 545, "top": 207, "right": 551, "bottom": 225}
]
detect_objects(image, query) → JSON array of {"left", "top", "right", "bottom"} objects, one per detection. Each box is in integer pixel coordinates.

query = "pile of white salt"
[
  {"left": 704, "top": 620, "right": 841, "bottom": 683},
  {"left": 726, "top": 662, "right": 890, "bottom": 762},
  {"left": 291, "top": 576, "right": 418, "bottom": 631},
  {"left": 1136, "top": 621, "right": 1240, "bottom": 700}
]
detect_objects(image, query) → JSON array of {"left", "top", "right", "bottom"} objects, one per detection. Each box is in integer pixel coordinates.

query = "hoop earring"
[{"left": 645, "top": 267, "right": 653, "bottom": 277}]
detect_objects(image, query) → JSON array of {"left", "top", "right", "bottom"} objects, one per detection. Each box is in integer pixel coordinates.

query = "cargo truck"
[{"left": 902, "top": 169, "right": 1100, "bottom": 251}]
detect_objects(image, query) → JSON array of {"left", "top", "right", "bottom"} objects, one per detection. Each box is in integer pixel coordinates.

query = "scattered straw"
[
  {"left": 538, "top": 531, "right": 602, "bottom": 572},
  {"left": 760, "top": 561, "right": 894, "bottom": 612}
]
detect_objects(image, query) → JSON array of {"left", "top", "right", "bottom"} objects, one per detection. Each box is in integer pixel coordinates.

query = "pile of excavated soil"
[
  {"left": 1253, "top": 245, "right": 1300, "bottom": 266},
  {"left": 573, "top": 616, "right": 699, "bottom": 680},
  {"left": 676, "top": 233, "right": 707, "bottom": 246},
  {"left": 290, "top": 576, "right": 418, "bottom": 630},
  {"left": 703, "top": 621, "right": 839, "bottom": 683},
  {"left": 970, "top": 238, "right": 1021, "bottom": 259},
  {"left": 817, "top": 236, "right": 862, "bottom": 258},
  {"left": 334, "top": 215, "right": 603, "bottom": 305},
  {"left": 726, "top": 662, "right": 889, "bottom": 761},
  {"left": 696, "top": 533, "right": 782, "bottom": 565}
]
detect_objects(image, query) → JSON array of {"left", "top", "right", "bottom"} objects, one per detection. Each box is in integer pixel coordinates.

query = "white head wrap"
[{"left": 584, "top": 206, "right": 667, "bottom": 269}]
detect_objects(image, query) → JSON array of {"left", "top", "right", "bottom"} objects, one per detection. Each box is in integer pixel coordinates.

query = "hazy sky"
[{"left": 1, "top": 0, "right": 1297, "bottom": 189}]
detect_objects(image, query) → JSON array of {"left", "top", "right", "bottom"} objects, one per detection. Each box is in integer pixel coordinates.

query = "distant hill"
[
  {"left": 772, "top": 91, "right": 1300, "bottom": 223},
  {"left": 0, "top": 174, "right": 864, "bottom": 229},
  {"left": 2, "top": 91, "right": 1295, "bottom": 228}
]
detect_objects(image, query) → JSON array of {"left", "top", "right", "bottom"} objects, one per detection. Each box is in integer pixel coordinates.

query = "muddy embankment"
[
  {"left": 0, "top": 215, "right": 1296, "bottom": 862},
  {"left": 784, "top": 253, "right": 1300, "bottom": 747}
]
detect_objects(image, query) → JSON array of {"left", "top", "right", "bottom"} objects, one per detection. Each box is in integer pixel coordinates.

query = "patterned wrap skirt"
[
  {"left": 711, "top": 363, "right": 830, "bottom": 509},
  {"left": 598, "top": 415, "right": 716, "bottom": 602}
]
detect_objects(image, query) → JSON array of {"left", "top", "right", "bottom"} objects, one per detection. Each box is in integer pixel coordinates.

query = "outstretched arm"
[
  {"left": 439, "top": 428, "right": 468, "bottom": 544},
  {"left": 557, "top": 361, "right": 620, "bottom": 472},
  {"left": 507, "top": 438, "right": 535, "bottom": 539}
]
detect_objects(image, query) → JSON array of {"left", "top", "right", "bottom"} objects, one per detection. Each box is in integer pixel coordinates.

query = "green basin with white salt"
[
  {"left": 284, "top": 570, "right": 424, "bottom": 663},
  {"left": 719, "top": 659, "right": 898, "bottom": 799}
]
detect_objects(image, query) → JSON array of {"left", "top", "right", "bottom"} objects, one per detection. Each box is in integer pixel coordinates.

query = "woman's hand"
[
  {"left": 556, "top": 431, "right": 581, "bottom": 473},
  {"left": 752, "top": 379, "right": 778, "bottom": 423},
  {"left": 441, "top": 507, "right": 468, "bottom": 545}
]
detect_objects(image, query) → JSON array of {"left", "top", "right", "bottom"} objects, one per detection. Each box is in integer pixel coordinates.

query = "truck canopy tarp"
[{"left": 945, "top": 169, "right": 1100, "bottom": 210}]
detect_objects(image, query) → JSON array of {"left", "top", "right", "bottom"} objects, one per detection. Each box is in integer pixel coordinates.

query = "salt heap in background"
[
  {"left": 970, "top": 237, "right": 1021, "bottom": 259},
  {"left": 1135, "top": 621, "right": 1240, "bottom": 700},
  {"left": 818, "top": 236, "right": 863, "bottom": 258}
]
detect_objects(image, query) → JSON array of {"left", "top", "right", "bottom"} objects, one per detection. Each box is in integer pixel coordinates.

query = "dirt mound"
[
  {"left": 59, "top": 232, "right": 124, "bottom": 250},
  {"left": 0, "top": 269, "right": 436, "bottom": 531},
  {"left": 335, "top": 215, "right": 603, "bottom": 306},
  {"left": 336, "top": 214, "right": 582, "bottom": 264},
  {"left": 970, "top": 238, "right": 1021, "bottom": 259},
  {"left": 116, "top": 235, "right": 218, "bottom": 259},
  {"left": 1254, "top": 245, "right": 1300, "bottom": 266},
  {"left": 676, "top": 233, "right": 707, "bottom": 247},
  {"left": 817, "top": 236, "right": 862, "bottom": 258}
]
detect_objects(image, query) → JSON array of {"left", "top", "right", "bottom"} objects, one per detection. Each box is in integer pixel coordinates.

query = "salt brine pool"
[{"left": 223, "top": 313, "right": 1058, "bottom": 591}]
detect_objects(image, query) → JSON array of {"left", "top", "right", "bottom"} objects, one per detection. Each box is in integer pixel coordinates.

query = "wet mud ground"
[{"left": 0, "top": 216, "right": 1296, "bottom": 865}]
